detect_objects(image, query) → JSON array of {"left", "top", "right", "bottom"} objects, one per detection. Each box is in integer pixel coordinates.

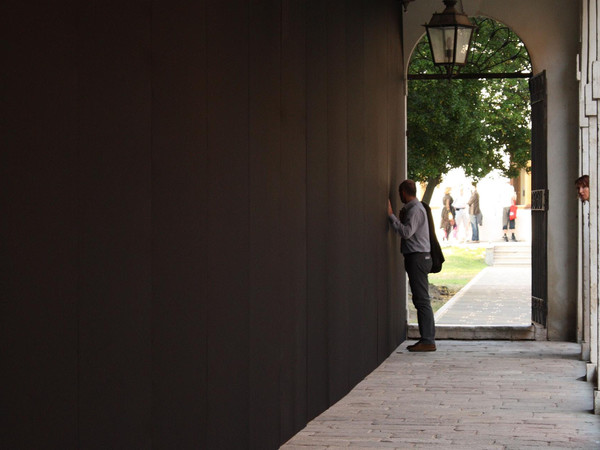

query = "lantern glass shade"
[
  {"left": 423, "top": 0, "right": 477, "bottom": 70},
  {"left": 426, "top": 25, "right": 474, "bottom": 66}
]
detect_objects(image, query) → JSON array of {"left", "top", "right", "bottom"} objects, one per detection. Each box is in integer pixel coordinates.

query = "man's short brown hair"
[
  {"left": 575, "top": 175, "right": 589, "bottom": 188},
  {"left": 399, "top": 179, "right": 417, "bottom": 197}
]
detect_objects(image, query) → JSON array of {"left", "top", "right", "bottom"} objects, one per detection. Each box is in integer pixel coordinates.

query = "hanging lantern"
[{"left": 424, "top": 0, "right": 477, "bottom": 72}]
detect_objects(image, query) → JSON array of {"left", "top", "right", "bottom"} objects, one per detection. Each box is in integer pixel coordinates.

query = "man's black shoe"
[{"left": 407, "top": 342, "right": 436, "bottom": 352}]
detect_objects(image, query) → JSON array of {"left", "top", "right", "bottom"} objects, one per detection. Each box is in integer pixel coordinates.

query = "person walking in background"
[
  {"left": 500, "top": 183, "right": 517, "bottom": 242},
  {"left": 502, "top": 196, "right": 518, "bottom": 242},
  {"left": 576, "top": 174, "right": 590, "bottom": 202},
  {"left": 387, "top": 180, "right": 436, "bottom": 352},
  {"left": 468, "top": 187, "right": 482, "bottom": 243},
  {"left": 440, "top": 187, "right": 455, "bottom": 242},
  {"left": 453, "top": 187, "right": 470, "bottom": 242}
]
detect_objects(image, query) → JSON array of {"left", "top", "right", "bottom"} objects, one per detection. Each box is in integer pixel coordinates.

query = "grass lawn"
[
  {"left": 408, "top": 245, "right": 488, "bottom": 318},
  {"left": 429, "top": 245, "right": 488, "bottom": 291}
]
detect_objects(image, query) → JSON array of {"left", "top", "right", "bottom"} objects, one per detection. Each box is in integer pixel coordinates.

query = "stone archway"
[
  {"left": 404, "top": 15, "right": 535, "bottom": 337},
  {"left": 402, "top": 0, "right": 579, "bottom": 340}
]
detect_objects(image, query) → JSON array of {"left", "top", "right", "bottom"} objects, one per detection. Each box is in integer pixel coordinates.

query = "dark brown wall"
[{"left": 1, "top": 1, "right": 406, "bottom": 448}]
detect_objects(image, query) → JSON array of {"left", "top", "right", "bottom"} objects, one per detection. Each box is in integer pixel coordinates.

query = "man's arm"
[{"left": 388, "top": 204, "right": 421, "bottom": 239}]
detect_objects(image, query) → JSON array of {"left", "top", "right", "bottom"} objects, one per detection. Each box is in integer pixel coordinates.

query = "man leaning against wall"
[{"left": 387, "top": 179, "right": 436, "bottom": 352}]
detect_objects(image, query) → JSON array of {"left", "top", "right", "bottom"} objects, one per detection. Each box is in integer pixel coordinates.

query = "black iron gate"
[{"left": 529, "top": 71, "right": 548, "bottom": 326}]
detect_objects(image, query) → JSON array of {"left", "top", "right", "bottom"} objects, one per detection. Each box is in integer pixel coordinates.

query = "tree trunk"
[{"left": 421, "top": 176, "right": 440, "bottom": 205}]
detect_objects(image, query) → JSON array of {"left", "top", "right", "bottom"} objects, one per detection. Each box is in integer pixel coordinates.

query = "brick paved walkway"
[{"left": 282, "top": 341, "right": 600, "bottom": 449}]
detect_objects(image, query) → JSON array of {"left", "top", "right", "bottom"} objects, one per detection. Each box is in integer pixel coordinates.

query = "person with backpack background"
[
  {"left": 501, "top": 184, "right": 518, "bottom": 242},
  {"left": 502, "top": 197, "right": 518, "bottom": 242}
]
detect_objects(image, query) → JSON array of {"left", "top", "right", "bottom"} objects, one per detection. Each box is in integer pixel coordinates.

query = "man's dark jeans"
[
  {"left": 470, "top": 214, "right": 480, "bottom": 241},
  {"left": 405, "top": 252, "right": 435, "bottom": 344}
]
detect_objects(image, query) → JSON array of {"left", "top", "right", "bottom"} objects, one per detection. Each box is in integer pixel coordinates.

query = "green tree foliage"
[{"left": 408, "top": 17, "right": 532, "bottom": 203}]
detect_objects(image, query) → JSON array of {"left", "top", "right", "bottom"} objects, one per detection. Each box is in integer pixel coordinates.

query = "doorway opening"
[{"left": 406, "top": 17, "right": 540, "bottom": 331}]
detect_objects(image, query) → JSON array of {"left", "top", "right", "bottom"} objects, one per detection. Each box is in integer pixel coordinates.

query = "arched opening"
[{"left": 405, "top": 17, "right": 541, "bottom": 331}]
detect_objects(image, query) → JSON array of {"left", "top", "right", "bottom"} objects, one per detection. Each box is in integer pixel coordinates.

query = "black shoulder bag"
[{"left": 421, "top": 201, "right": 445, "bottom": 273}]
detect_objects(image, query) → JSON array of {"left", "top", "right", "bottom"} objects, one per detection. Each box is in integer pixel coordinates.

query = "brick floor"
[{"left": 281, "top": 341, "right": 600, "bottom": 449}]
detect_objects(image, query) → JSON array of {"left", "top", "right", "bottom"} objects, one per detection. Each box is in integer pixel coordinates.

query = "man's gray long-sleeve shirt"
[{"left": 388, "top": 199, "right": 431, "bottom": 255}]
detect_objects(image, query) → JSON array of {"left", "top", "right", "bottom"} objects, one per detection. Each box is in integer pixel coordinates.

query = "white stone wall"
[{"left": 579, "top": 0, "right": 600, "bottom": 413}]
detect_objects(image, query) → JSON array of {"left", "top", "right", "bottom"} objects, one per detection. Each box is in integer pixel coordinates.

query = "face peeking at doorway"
[{"left": 575, "top": 175, "right": 589, "bottom": 203}]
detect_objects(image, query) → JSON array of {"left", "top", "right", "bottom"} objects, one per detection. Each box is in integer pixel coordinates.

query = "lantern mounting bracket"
[{"left": 400, "top": 0, "right": 417, "bottom": 12}]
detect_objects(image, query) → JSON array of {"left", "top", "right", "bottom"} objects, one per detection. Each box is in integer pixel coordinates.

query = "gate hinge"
[{"left": 531, "top": 189, "right": 548, "bottom": 211}]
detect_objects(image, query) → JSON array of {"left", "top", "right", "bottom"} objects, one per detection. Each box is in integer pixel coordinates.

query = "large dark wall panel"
[
  {"left": 1, "top": 3, "right": 78, "bottom": 447},
  {"left": 305, "top": 0, "right": 331, "bottom": 421},
  {"left": 387, "top": 4, "right": 406, "bottom": 346},
  {"left": 3, "top": 0, "right": 406, "bottom": 448},
  {"left": 345, "top": 0, "right": 372, "bottom": 389},
  {"left": 326, "top": 0, "right": 352, "bottom": 406},
  {"left": 248, "top": 0, "right": 282, "bottom": 447},
  {"left": 77, "top": 2, "right": 153, "bottom": 447},
  {"left": 279, "top": 0, "right": 308, "bottom": 440},
  {"left": 364, "top": 1, "right": 398, "bottom": 362},
  {"left": 205, "top": 0, "right": 250, "bottom": 447},
  {"left": 151, "top": 1, "right": 208, "bottom": 447}
]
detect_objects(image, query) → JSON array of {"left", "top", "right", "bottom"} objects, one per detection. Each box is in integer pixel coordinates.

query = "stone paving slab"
[
  {"left": 281, "top": 341, "right": 600, "bottom": 449},
  {"left": 435, "top": 266, "right": 531, "bottom": 326}
]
